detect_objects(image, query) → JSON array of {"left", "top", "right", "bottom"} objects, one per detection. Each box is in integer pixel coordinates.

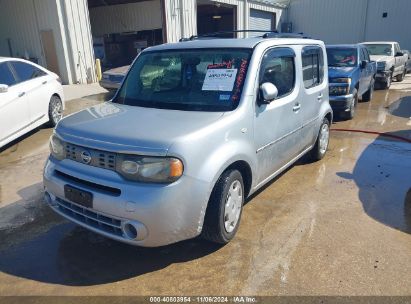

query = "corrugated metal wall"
[
  {"left": 62, "top": 0, "right": 97, "bottom": 84},
  {"left": 365, "top": 0, "right": 411, "bottom": 50},
  {"left": 0, "top": 0, "right": 96, "bottom": 84},
  {"left": 89, "top": 1, "right": 162, "bottom": 37},
  {"left": 287, "top": 0, "right": 411, "bottom": 50},
  {"left": 287, "top": 0, "right": 368, "bottom": 44},
  {"left": 164, "top": 0, "right": 284, "bottom": 42}
]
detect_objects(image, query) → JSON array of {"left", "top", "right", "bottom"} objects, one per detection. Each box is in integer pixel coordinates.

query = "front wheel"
[
  {"left": 342, "top": 89, "right": 357, "bottom": 120},
  {"left": 307, "top": 117, "right": 330, "bottom": 162},
  {"left": 48, "top": 95, "right": 63, "bottom": 127},
  {"left": 362, "top": 79, "right": 374, "bottom": 102},
  {"left": 202, "top": 169, "right": 244, "bottom": 244},
  {"left": 383, "top": 72, "right": 392, "bottom": 89}
]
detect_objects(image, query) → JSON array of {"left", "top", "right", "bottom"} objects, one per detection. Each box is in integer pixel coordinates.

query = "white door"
[
  {"left": 0, "top": 62, "right": 31, "bottom": 145},
  {"left": 249, "top": 9, "right": 275, "bottom": 36},
  {"left": 10, "top": 61, "right": 50, "bottom": 123},
  {"left": 254, "top": 47, "right": 302, "bottom": 184}
]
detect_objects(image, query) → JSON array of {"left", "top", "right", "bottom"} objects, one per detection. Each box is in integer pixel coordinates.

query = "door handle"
[
  {"left": 18, "top": 92, "right": 25, "bottom": 98},
  {"left": 293, "top": 103, "right": 301, "bottom": 112},
  {"left": 317, "top": 93, "right": 323, "bottom": 100}
]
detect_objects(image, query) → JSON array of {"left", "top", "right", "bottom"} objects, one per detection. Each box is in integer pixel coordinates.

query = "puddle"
[{"left": 387, "top": 96, "right": 411, "bottom": 118}]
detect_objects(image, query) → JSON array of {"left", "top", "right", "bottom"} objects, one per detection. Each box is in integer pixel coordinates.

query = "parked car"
[
  {"left": 402, "top": 50, "right": 411, "bottom": 73},
  {"left": 99, "top": 65, "right": 129, "bottom": 91},
  {"left": 0, "top": 57, "right": 64, "bottom": 148},
  {"left": 44, "top": 34, "right": 332, "bottom": 247},
  {"left": 326, "top": 44, "right": 376, "bottom": 120},
  {"left": 362, "top": 41, "right": 408, "bottom": 88}
]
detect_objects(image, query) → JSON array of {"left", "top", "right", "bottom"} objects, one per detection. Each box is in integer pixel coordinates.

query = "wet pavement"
[{"left": 0, "top": 79, "right": 410, "bottom": 296}]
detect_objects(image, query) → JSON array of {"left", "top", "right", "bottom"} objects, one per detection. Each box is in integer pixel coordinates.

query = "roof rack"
[
  {"left": 179, "top": 30, "right": 311, "bottom": 42},
  {"left": 263, "top": 32, "right": 311, "bottom": 39},
  {"left": 179, "top": 30, "right": 278, "bottom": 41}
]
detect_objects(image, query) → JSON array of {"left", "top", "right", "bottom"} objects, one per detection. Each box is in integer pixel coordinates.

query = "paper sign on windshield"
[{"left": 202, "top": 69, "right": 238, "bottom": 91}]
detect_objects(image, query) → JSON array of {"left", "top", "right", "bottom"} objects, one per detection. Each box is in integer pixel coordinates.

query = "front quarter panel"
[{"left": 167, "top": 101, "right": 257, "bottom": 198}]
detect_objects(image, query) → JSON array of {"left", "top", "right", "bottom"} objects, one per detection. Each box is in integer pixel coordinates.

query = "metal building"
[
  {"left": 285, "top": 0, "right": 411, "bottom": 50},
  {"left": 0, "top": 0, "right": 287, "bottom": 85}
]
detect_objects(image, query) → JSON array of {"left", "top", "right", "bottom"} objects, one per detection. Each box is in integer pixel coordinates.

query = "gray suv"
[{"left": 44, "top": 34, "right": 332, "bottom": 247}]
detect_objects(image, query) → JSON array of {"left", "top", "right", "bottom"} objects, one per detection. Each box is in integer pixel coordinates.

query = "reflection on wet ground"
[
  {"left": 0, "top": 223, "right": 222, "bottom": 286},
  {"left": 0, "top": 79, "right": 410, "bottom": 295}
]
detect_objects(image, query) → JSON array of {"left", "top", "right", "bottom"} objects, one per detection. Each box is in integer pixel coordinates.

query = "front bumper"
[
  {"left": 329, "top": 94, "right": 354, "bottom": 112},
  {"left": 43, "top": 157, "right": 210, "bottom": 247},
  {"left": 376, "top": 71, "right": 391, "bottom": 83}
]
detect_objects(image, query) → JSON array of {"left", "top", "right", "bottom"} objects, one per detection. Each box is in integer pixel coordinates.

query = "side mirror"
[
  {"left": 396, "top": 51, "right": 404, "bottom": 57},
  {"left": 259, "top": 82, "right": 278, "bottom": 104},
  {"left": 360, "top": 60, "right": 367, "bottom": 69},
  {"left": 0, "top": 84, "right": 8, "bottom": 93}
]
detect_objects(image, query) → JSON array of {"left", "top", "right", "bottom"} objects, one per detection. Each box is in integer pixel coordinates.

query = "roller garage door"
[{"left": 249, "top": 9, "right": 275, "bottom": 33}]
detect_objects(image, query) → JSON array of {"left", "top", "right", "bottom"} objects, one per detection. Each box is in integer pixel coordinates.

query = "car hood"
[
  {"left": 104, "top": 65, "right": 129, "bottom": 76},
  {"left": 56, "top": 102, "right": 224, "bottom": 156},
  {"left": 369, "top": 55, "right": 391, "bottom": 62},
  {"left": 328, "top": 66, "right": 357, "bottom": 79}
]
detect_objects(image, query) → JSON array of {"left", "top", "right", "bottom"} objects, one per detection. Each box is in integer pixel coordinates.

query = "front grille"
[
  {"left": 55, "top": 170, "right": 121, "bottom": 196},
  {"left": 65, "top": 143, "right": 116, "bottom": 171},
  {"left": 56, "top": 197, "right": 123, "bottom": 237}
]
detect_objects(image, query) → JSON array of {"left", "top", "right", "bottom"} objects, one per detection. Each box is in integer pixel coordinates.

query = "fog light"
[{"left": 123, "top": 223, "right": 138, "bottom": 239}]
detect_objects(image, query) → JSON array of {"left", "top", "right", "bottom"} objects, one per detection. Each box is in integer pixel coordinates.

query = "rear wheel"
[
  {"left": 48, "top": 95, "right": 63, "bottom": 127},
  {"left": 362, "top": 79, "right": 374, "bottom": 102},
  {"left": 202, "top": 169, "right": 244, "bottom": 244},
  {"left": 307, "top": 117, "right": 330, "bottom": 162},
  {"left": 396, "top": 67, "right": 406, "bottom": 82}
]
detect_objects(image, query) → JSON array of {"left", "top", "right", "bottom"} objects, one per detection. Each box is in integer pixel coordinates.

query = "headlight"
[
  {"left": 330, "top": 78, "right": 351, "bottom": 84},
  {"left": 116, "top": 155, "right": 184, "bottom": 183},
  {"left": 329, "top": 85, "right": 350, "bottom": 96},
  {"left": 377, "top": 61, "right": 386, "bottom": 71},
  {"left": 49, "top": 134, "right": 65, "bottom": 160}
]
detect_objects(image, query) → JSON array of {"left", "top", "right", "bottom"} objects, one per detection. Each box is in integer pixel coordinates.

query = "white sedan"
[{"left": 0, "top": 57, "right": 64, "bottom": 148}]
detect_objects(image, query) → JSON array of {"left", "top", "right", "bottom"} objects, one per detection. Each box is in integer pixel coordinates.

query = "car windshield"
[
  {"left": 327, "top": 48, "right": 357, "bottom": 67},
  {"left": 113, "top": 49, "right": 252, "bottom": 112},
  {"left": 364, "top": 44, "right": 393, "bottom": 56}
]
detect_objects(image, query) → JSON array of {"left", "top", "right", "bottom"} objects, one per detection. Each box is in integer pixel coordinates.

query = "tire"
[
  {"left": 362, "top": 79, "right": 374, "bottom": 102},
  {"left": 307, "top": 117, "right": 330, "bottom": 162},
  {"left": 396, "top": 67, "right": 406, "bottom": 82},
  {"left": 202, "top": 169, "right": 244, "bottom": 244},
  {"left": 383, "top": 72, "right": 392, "bottom": 89},
  {"left": 342, "top": 89, "right": 357, "bottom": 120},
  {"left": 48, "top": 95, "right": 63, "bottom": 127}
]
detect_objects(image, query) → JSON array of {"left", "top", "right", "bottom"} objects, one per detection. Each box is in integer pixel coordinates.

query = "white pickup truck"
[{"left": 362, "top": 41, "right": 408, "bottom": 89}]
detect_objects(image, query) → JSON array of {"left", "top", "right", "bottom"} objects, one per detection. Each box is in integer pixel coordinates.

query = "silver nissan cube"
[{"left": 44, "top": 33, "right": 332, "bottom": 247}]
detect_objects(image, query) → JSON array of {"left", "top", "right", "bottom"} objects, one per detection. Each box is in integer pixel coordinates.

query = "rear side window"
[
  {"left": 0, "top": 63, "right": 16, "bottom": 86},
  {"left": 11, "top": 61, "right": 46, "bottom": 83},
  {"left": 302, "top": 46, "right": 324, "bottom": 89},
  {"left": 362, "top": 48, "right": 370, "bottom": 61},
  {"left": 359, "top": 48, "right": 366, "bottom": 62},
  {"left": 260, "top": 47, "right": 295, "bottom": 98}
]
